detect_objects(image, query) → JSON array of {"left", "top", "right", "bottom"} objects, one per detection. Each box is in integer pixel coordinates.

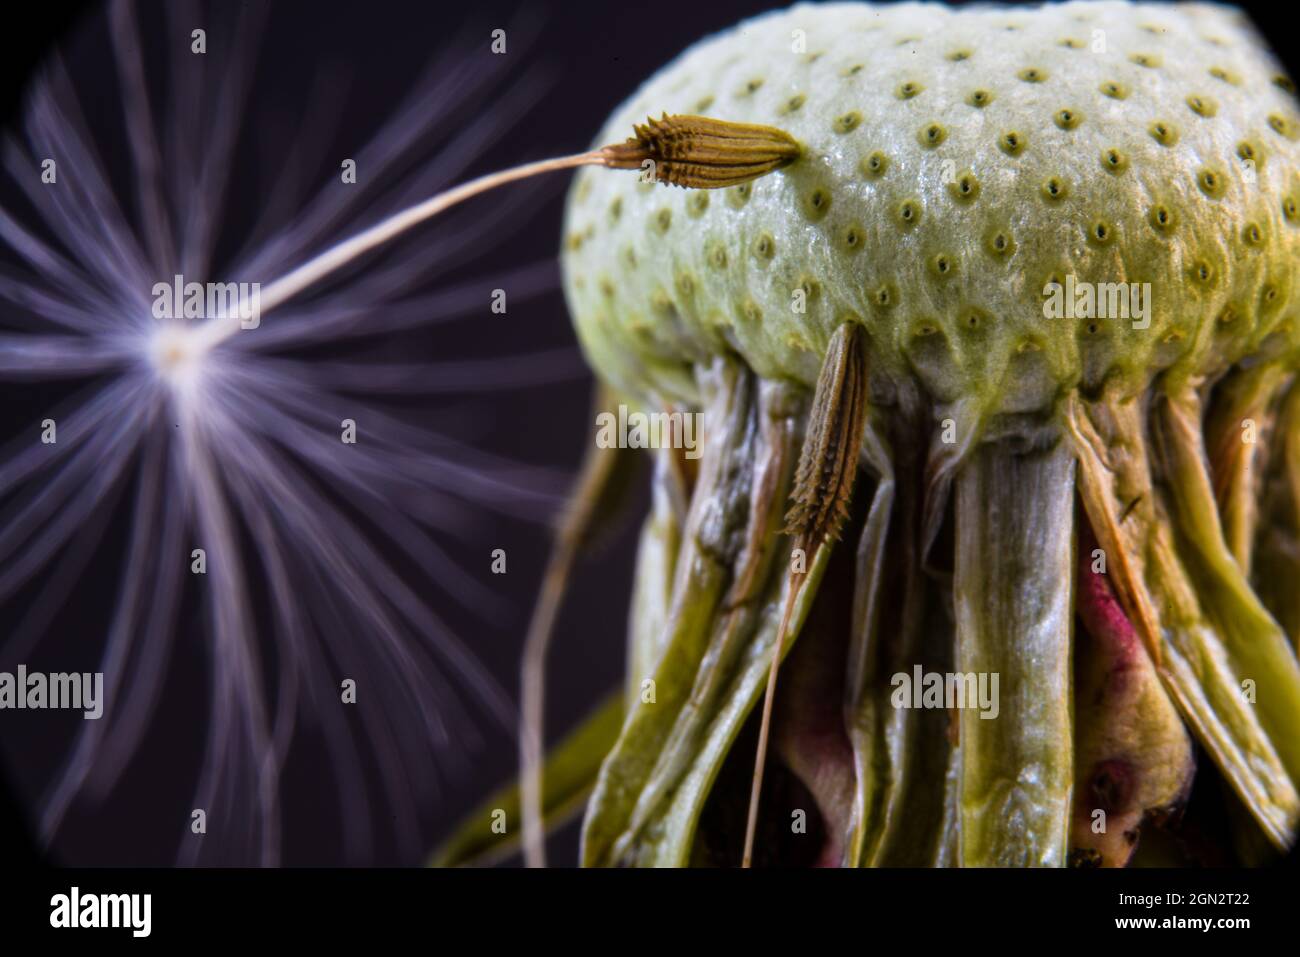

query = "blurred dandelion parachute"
[{"left": 0, "top": 0, "right": 581, "bottom": 863}]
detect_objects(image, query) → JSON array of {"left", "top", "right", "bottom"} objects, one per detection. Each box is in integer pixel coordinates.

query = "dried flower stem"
[{"left": 520, "top": 387, "right": 633, "bottom": 868}]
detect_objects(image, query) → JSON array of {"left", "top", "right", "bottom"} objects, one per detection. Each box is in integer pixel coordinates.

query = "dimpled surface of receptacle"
[{"left": 562, "top": 2, "right": 1300, "bottom": 413}]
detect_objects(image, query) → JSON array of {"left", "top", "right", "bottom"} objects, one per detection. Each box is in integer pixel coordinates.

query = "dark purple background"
[{"left": 1, "top": 0, "right": 1298, "bottom": 868}]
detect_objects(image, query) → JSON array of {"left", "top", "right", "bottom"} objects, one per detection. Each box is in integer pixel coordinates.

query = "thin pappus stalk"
[{"left": 191, "top": 114, "right": 801, "bottom": 353}]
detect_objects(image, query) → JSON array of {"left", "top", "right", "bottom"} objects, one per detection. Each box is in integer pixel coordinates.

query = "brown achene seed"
[{"left": 599, "top": 113, "right": 804, "bottom": 188}]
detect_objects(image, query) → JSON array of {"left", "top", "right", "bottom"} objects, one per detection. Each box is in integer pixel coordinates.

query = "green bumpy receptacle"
[{"left": 562, "top": 1, "right": 1300, "bottom": 415}]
